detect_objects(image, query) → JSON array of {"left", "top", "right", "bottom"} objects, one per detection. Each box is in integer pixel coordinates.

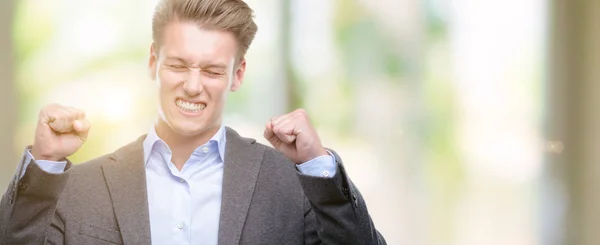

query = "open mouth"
[{"left": 175, "top": 98, "right": 206, "bottom": 113}]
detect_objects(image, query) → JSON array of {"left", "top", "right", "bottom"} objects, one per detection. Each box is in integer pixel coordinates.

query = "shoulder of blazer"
[{"left": 67, "top": 134, "right": 146, "bottom": 177}]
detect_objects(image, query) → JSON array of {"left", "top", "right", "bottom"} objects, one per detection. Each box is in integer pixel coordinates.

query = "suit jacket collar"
[
  {"left": 101, "top": 127, "right": 265, "bottom": 245},
  {"left": 218, "top": 127, "right": 265, "bottom": 245},
  {"left": 142, "top": 125, "right": 227, "bottom": 165},
  {"left": 103, "top": 135, "right": 152, "bottom": 245}
]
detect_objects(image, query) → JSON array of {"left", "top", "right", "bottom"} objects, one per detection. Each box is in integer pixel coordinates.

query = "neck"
[{"left": 155, "top": 119, "right": 221, "bottom": 171}]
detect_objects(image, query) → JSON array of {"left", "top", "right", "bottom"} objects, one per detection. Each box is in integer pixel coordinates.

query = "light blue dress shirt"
[{"left": 20, "top": 125, "right": 337, "bottom": 245}]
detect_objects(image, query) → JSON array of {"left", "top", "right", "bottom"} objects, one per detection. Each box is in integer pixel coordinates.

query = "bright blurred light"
[
  {"left": 66, "top": 16, "right": 119, "bottom": 57},
  {"left": 451, "top": 0, "right": 545, "bottom": 183},
  {"left": 97, "top": 88, "right": 135, "bottom": 122}
]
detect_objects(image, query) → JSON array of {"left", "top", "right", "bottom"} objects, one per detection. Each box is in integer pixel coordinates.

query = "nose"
[{"left": 183, "top": 70, "right": 203, "bottom": 97}]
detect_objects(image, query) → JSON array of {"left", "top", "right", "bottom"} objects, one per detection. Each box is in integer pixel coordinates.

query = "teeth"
[{"left": 176, "top": 99, "right": 206, "bottom": 112}]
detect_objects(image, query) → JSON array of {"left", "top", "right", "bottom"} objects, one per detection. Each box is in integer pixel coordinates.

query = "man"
[{"left": 0, "top": 0, "right": 386, "bottom": 244}]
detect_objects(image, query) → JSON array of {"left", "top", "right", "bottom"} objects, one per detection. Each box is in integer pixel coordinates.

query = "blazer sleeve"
[
  {"left": 298, "top": 149, "right": 386, "bottom": 245},
  {"left": 0, "top": 150, "right": 72, "bottom": 245}
]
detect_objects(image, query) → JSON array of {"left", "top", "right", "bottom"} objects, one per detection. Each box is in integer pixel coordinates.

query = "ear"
[
  {"left": 148, "top": 44, "right": 158, "bottom": 80},
  {"left": 230, "top": 59, "right": 246, "bottom": 92}
]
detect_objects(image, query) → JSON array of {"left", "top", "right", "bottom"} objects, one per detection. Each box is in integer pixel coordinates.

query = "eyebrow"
[
  {"left": 164, "top": 56, "right": 228, "bottom": 70},
  {"left": 164, "top": 56, "right": 191, "bottom": 64}
]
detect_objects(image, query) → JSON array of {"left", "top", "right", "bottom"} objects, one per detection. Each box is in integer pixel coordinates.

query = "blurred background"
[{"left": 0, "top": 0, "right": 598, "bottom": 244}]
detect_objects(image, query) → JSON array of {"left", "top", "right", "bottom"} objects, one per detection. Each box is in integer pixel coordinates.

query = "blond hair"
[{"left": 152, "top": 0, "right": 258, "bottom": 60}]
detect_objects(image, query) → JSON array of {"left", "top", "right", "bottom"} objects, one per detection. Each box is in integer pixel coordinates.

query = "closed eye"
[
  {"left": 204, "top": 70, "right": 224, "bottom": 76},
  {"left": 166, "top": 64, "right": 188, "bottom": 71}
]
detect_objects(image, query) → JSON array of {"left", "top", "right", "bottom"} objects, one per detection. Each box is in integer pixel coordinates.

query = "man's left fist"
[{"left": 264, "top": 109, "right": 328, "bottom": 164}]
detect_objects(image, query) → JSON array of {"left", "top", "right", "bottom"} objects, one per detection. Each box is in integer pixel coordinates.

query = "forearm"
[
  {"left": 298, "top": 151, "right": 386, "bottom": 245},
  {"left": 0, "top": 150, "right": 71, "bottom": 244}
]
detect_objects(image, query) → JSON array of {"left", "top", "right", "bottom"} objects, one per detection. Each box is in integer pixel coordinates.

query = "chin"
[
  {"left": 171, "top": 120, "right": 209, "bottom": 137},
  {"left": 160, "top": 104, "right": 220, "bottom": 137}
]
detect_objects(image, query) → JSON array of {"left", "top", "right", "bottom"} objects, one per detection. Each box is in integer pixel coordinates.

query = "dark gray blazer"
[{"left": 0, "top": 127, "right": 386, "bottom": 244}]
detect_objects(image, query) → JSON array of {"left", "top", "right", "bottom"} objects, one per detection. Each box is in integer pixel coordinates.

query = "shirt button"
[
  {"left": 202, "top": 147, "right": 209, "bottom": 153},
  {"left": 179, "top": 178, "right": 185, "bottom": 183},
  {"left": 177, "top": 222, "right": 184, "bottom": 230},
  {"left": 322, "top": 170, "right": 330, "bottom": 177}
]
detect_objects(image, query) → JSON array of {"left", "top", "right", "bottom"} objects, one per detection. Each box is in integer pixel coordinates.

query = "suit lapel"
[
  {"left": 102, "top": 136, "right": 152, "bottom": 245},
  {"left": 218, "top": 127, "right": 265, "bottom": 245}
]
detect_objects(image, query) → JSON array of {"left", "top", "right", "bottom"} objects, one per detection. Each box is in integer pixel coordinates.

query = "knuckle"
[
  {"left": 64, "top": 111, "right": 78, "bottom": 120},
  {"left": 68, "top": 112, "right": 78, "bottom": 120},
  {"left": 40, "top": 104, "right": 55, "bottom": 116},
  {"left": 271, "top": 118, "right": 281, "bottom": 126},
  {"left": 296, "top": 108, "right": 307, "bottom": 115},
  {"left": 48, "top": 103, "right": 64, "bottom": 111},
  {"left": 53, "top": 111, "right": 66, "bottom": 121}
]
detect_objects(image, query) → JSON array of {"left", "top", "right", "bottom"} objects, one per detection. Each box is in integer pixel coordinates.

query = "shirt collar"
[{"left": 142, "top": 125, "right": 227, "bottom": 165}]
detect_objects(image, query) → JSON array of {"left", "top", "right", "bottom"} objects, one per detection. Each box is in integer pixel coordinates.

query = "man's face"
[{"left": 149, "top": 21, "right": 245, "bottom": 137}]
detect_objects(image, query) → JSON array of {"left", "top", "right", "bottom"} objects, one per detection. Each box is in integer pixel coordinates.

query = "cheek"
[
  {"left": 205, "top": 79, "right": 230, "bottom": 100},
  {"left": 158, "top": 70, "right": 184, "bottom": 91}
]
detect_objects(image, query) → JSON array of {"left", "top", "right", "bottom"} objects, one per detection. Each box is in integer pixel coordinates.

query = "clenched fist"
[
  {"left": 264, "top": 109, "right": 328, "bottom": 164},
  {"left": 30, "top": 104, "right": 91, "bottom": 161}
]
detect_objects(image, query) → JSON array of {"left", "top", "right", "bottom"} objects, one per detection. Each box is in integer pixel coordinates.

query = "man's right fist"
[{"left": 31, "top": 104, "right": 91, "bottom": 161}]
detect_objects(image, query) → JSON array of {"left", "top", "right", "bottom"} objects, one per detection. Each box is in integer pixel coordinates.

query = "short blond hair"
[{"left": 152, "top": 0, "right": 258, "bottom": 60}]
